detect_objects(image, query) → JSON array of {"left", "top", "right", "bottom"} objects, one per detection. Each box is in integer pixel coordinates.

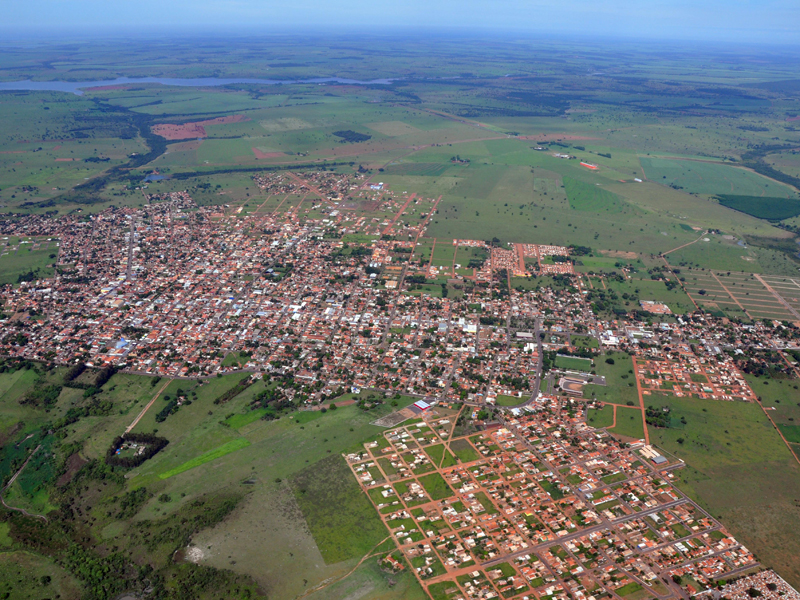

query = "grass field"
[
  {"left": 583, "top": 352, "right": 639, "bottom": 406},
  {"left": 450, "top": 438, "right": 480, "bottom": 463},
  {"left": 641, "top": 157, "right": 798, "bottom": 199},
  {"left": 608, "top": 406, "right": 645, "bottom": 441},
  {"left": 555, "top": 355, "right": 593, "bottom": 372},
  {"left": 0, "top": 238, "right": 57, "bottom": 285},
  {"left": 291, "top": 454, "right": 388, "bottom": 563},
  {"left": 159, "top": 438, "right": 251, "bottom": 479},
  {"left": 0, "top": 551, "right": 82, "bottom": 600},
  {"left": 645, "top": 394, "right": 800, "bottom": 587},
  {"left": 587, "top": 404, "right": 615, "bottom": 428},
  {"left": 495, "top": 394, "right": 528, "bottom": 406}
]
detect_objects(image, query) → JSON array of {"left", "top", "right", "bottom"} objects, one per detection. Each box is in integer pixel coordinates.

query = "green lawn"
[
  {"left": 609, "top": 407, "right": 645, "bottom": 440},
  {"left": 587, "top": 404, "right": 615, "bottom": 428},
  {"left": 496, "top": 394, "right": 528, "bottom": 406},
  {"left": 555, "top": 355, "right": 593, "bottom": 372}
]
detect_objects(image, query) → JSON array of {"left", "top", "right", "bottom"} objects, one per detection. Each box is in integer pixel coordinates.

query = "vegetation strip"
[{"left": 158, "top": 438, "right": 250, "bottom": 479}]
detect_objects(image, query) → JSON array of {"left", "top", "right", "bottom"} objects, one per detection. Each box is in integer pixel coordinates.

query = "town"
[{"left": 1, "top": 172, "right": 800, "bottom": 600}]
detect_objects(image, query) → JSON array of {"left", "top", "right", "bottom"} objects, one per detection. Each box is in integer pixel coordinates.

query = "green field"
[
  {"left": 641, "top": 157, "right": 798, "bottom": 199},
  {"left": 291, "top": 455, "right": 388, "bottom": 564},
  {"left": 645, "top": 394, "right": 800, "bottom": 587},
  {"left": 159, "top": 438, "right": 251, "bottom": 479},
  {"left": 583, "top": 352, "right": 639, "bottom": 406},
  {"left": 0, "top": 238, "right": 57, "bottom": 286},
  {"left": 717, "top": 194, "right": 800, "bottom": 221},
  {"left": 0, "top": 551, "right": 82, "bottom": 600},
  {"left": 609, "top": 407, "right": 645, "bottom": 441},
  {"left": 418, "top": 472, "right": 453, "bottom": 501},
  {"left": 496, "top": 394, "right": 528, "bottom": 406},
  {"left": 564, "top": 177, "right": 628, "bottom": 213},
  {"left": 587, "top": 404, "right": 615, "bottom": 429},
  {"left": 555, "top": 355, "right": 593, "bottom": 372},
  {"left": 450, "top": 438, "right": 481, "bottom": 463}
]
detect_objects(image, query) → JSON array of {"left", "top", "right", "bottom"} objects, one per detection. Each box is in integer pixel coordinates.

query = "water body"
[{"left": 0, "top": 76, "right": 396, "bottom": 95}]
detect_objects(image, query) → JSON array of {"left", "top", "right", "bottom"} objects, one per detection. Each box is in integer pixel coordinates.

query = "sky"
[{"left": 3, "top": 0, "right": 800, "bottom": 45}]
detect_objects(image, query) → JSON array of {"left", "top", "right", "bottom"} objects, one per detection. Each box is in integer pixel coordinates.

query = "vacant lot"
[
  {"left": 645, "top": 394, "right": 800, "bottom": 587},
  {"left": 291, "top": 454, "right": 388, "bottom": 564},
  {"left": 582, "top": 352, "right": 639, "bottom": 406}
]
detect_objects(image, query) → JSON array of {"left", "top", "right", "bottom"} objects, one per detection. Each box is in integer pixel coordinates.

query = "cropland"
[{"left": 0, "top": 34, "right": 799, "bottom": 600}]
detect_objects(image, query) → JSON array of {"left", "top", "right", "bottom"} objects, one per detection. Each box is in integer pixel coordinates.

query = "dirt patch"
[
  {"left": 252, "top": 148, "right": 285, "bottom": 159},
  {"left": 153, "top": 114, "right": 250, "bottom": 140},
  {"left": 152, "top": 123, "right": 207, "bottom": 140},
  {"left": 600, "top": 250, "right": 638, "bottom": 259},
  {"left": 55, "top": 158, "right": 76, "bottom": 162},
  {"left": 0, "top": 422, "right": 23, "bottom": 447},
  {"left": 185, "top": 545, "right": 205, "bottom": 564},
  {"left": 57, "top": 452, "right": 88, "bottom": 487},
  {"left": 0, "top": 151, "right": 27, "bottom": 154}
]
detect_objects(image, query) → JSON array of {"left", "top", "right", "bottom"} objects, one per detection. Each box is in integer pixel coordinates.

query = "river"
[{"left": 0, "top": 76, "right": 396, "bottom": 95}]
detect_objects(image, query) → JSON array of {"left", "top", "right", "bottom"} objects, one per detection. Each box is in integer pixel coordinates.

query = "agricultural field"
[{"left": 640, "top": 157, "right": 799, "bottom": 199}]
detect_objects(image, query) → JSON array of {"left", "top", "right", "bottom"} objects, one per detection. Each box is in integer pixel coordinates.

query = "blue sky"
[{"left": 4, "top": 0, "right": 800, "bottom": 45}]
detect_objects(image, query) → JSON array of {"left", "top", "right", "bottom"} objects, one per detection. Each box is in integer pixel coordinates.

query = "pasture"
[
  {"left": 0, "top": 237, "right": 57, "bottom": 285},
  {"left": 644, "top": 394, "right": 800, "bottom": 588},
  {"left": 640, "top": 157, "right": 798, "bottom": 199},
  {"left": 0, "top": 551, "right": 82, "bottom": 600}
]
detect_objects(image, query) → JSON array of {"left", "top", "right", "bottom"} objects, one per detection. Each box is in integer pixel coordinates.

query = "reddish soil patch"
[
  {"left": 55, "top": 158, "right": 76, "bottom": 162},
  {"left": 152, "top": 114, "right": 250, "bottom": 140},
  {"left": 0, "top": 150, "right": 26, "bottom": 154},
  {"left": 520, "top": 134, "right": 601, "bottom": 141},
  {"left": 787, "top": 116, "right": 800, "bottom": 122},
  {"left": 252, "top": 148, "right": 285, "bottom": 159},
  {"left": 52, "top": 145, "right": 61, "bottom": 151},
  {"left": 152, "top": 122, "right": 207, "bottom": 140},
  {"left": 57, "top": 452, "right": 88, "bottom": 486}
]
